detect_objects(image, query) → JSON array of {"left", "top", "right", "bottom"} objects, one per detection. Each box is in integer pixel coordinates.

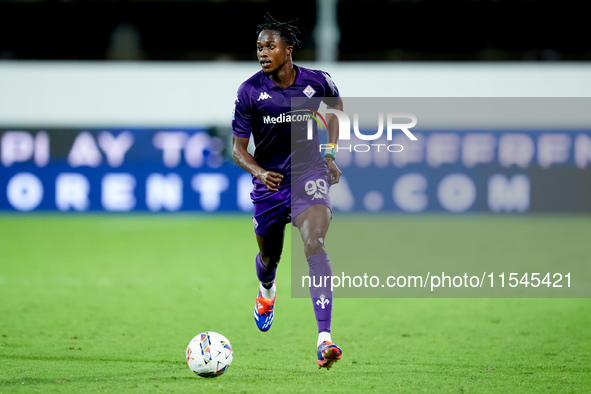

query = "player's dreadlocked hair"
[{"left": 256, "top": 13, "right": 302, "bottom": 48}]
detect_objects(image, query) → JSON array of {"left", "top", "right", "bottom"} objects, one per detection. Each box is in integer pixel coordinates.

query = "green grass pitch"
[{"left": 0, "top": 214, "right": 590, "bottom": 393}]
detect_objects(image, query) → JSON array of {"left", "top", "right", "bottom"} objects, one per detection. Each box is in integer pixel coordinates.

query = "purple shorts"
[{"left": 251, "top": 168, "right": 332, "bottom": 236}]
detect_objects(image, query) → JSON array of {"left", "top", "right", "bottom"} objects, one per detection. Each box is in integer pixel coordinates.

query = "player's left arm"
[{"left": 325, "top": 97, "right": 343, "bottom": 184}]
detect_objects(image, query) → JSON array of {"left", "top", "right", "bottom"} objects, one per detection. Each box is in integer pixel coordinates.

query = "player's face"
[{"left": 257, "top": 30, "right": 292, "bottom": 74}]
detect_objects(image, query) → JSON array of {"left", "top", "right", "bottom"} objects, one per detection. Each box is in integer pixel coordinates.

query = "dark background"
[{"left": 1, "top": 0, "right": 589, "bottom": 62}]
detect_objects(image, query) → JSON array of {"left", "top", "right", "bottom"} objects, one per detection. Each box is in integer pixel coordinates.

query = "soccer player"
[{"left": 231, "top": 14, "right": 343, "bottom": 370}]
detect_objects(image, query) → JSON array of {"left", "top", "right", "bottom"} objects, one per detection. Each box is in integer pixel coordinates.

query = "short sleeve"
[
  {"left": 321, "top": 71, "right": 340, "bottom": 107},
  {"left": 232, "top": 85, "right": 253, "bottom": 138}
]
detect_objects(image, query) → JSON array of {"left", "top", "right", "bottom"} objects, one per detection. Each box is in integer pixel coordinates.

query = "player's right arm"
[
  {"left": 232, "top": 81, "right": 283, "bottom": 191},
  {"left": 232, "top": 135, "right": 283, "bottom": 192}
]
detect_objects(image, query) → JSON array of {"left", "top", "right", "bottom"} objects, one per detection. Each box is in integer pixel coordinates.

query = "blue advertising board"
[{"left": 1, "top": 128, "right": 590, "bottom": 213}]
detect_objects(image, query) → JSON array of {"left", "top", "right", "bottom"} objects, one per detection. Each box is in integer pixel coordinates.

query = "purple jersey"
[{"left": 232, "top": 65, "right": 340, "bottom": 188}]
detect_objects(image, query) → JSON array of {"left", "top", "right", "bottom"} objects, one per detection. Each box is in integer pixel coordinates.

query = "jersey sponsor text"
[{"left": 262, "top": 112, "right": 311, "bottom": 125}]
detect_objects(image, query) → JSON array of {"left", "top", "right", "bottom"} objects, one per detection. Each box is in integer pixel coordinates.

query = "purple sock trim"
[
  {"left": 307, "top": 252, "right": 330, "bottom": 268},
  {"left": 307, "top": 253, "right": 333, "bottom": 334},
  {"left": 255, "top": 252, "right": 276, "bottom": 284},
  {"left": 312, "top": 295, "right": 332, "bottom": 333},
  {"left": 307, "top": 253, "right": 333, "bottom": 298}
]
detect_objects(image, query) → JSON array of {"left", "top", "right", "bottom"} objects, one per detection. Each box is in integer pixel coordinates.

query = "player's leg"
[
  {"left": 252, "top": 226, "right": 286, "bottom": 332},
  {"left": 295, "top": 205, "right": 333, "bottom": 338},
  {"left": 255, "top": 227, "right": 285, "bottom": 299},
  {"left": 251, "top": 186, "right": 290, "bottom": 332},
  {"left": 295, "top": 204, "right": 342, "bottom": 369}
]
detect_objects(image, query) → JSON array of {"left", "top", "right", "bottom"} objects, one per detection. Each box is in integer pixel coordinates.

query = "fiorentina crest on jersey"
[{"left": 303, "top": 85, "right": 316, "bottom": 98}]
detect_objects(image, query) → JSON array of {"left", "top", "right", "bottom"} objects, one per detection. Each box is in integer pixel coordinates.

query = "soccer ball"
[{"left": 186, "top": 331, "right": 233, "bottom": 377}]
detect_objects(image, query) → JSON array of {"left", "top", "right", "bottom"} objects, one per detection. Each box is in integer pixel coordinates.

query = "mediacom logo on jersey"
[
  {"left": 307, "top": 110, "right": 418, "bottom": 153},
  {"left": 262, "top": 110, "right": 312, "bottom": 125}
]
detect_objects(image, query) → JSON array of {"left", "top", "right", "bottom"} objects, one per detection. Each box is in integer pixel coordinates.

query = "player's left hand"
[{"left": 326, "top": 158, "right": 342, "bottom": 184}]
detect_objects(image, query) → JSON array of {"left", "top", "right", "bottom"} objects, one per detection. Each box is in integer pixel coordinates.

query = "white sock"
[
  {"left": 260, "top": 282, "right": 276, "bottom": 300},
  {"left": 317, "top": 331, "right": 332, "bottom": 347}
]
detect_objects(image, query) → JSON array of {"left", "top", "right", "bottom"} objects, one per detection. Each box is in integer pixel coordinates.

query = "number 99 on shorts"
[{"left": 305, "top": 178, "right": 329, "bottom": 200}]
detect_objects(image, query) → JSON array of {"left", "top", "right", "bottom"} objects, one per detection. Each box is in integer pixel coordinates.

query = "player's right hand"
[{"left": 257, "top": 170, "right": 283, "bottom": 192}]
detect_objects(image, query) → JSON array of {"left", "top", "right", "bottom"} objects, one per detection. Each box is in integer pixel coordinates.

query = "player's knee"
[{"left": 304, "top": 237, "right": 326, "bottom": 257}]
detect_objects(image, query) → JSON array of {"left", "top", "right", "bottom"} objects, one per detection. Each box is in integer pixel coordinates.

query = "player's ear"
[{"left": 285, "top": 45, "right": 293, "bottom": 55}]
